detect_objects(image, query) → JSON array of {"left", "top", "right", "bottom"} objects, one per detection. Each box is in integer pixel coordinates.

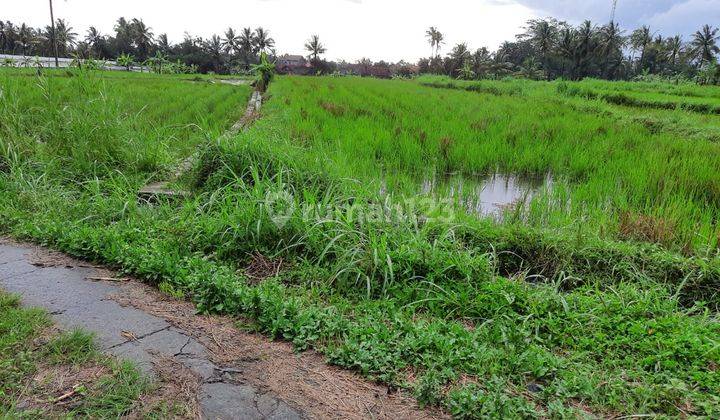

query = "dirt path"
[{"left": 0, "top": 238, "right": 446, "bottom": 420}]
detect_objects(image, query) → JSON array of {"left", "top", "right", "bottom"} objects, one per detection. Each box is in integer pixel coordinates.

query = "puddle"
[{"left": 420, "top": 172, "right": 552, "bottom": 218}]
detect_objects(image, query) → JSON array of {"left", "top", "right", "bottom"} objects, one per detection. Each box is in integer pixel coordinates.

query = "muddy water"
[{"left": 421, "top": 172, "right": 553, "bottom": 218}]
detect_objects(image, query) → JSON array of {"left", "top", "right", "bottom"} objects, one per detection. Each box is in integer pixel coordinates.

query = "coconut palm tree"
[
  {"left": 16, "top": 24, "right": 34, "bottom": 56},
  {"left": 630, "top": 25, "right": 653, "bottom": 69},
  {"left": 47, "top": 19, "right": 76, "bottom": 56},
  {"left": 425, "top": 27, "right": 444, "bottom": 59},
  {"left": 489, "top": 50, "right": 515, "bottom": 78},
  {"left": 435, "top": 31, "right": 445, "bottom": 58},
  {"left": 525, "top": 19, "right": 558, "bottom": 77},
  {"left": 0, "top": 21, "right": 6, "bottom": 53},
  {"left": 599, "top": 21, "right": 625, "bottom": 78},
  {"left": 114, "top": 17, "right": 133, "bottom": 53},
  {"left": 222, "top": 27, "right": 239, "bottom": 55},
  {"left": 204, "top": 34, "right": 224, "bottom": 72},
  {"left": 239, "top": 27, "right": 254, "bottom": 69},
  {"left": 518, "top": 56, "right": 545, "bottom": 80},
  {"left": 426, "top": 27, "right": 438, "bottom": 58},
  {"left": 450, "top": 43, "right": 470, "bottom": 60},
  {"left": 574, "top": 20, "right": 598, "bottom": 78},
  {"left": 448, "top": 42, "right": 470, "bottom": 76},
  {"left": 556, "top": 27, "right": 577, "bottom": 78},
  {"left": 5, "top": 22, "right": 21, "bottom": 54},
  {"left": 253, "top": 27, "right": 274, "bottom": 54},
  {"left": 690, "top": 24, "right": 720, "bottom": 67},
  {"left": 665, "top": 35, "right": 683, "bottom": 68},
  {"left": 156, "top": 33, "right": 171, "bottom": 54},
  {"left": 641, "top": 35, "right": 668, "bottom": 74},
  {"left": 471, "top": 47, "right": 493, "bottom": 78},
  {"left": 85, "top": 26, "right": 104, "bottom": 57},
  {"left": 304, "top": 34, "right": 326, "bottom": 61},
  {"left": 556, "top": 27, "right": 576, "bottom": 60},
  {"left": 131, "top": 18, "right": 154, "bottom": 60}
]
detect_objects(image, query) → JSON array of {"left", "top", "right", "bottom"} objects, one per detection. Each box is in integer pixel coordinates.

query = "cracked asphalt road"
[{"left": 0, "top": 242, "right": 302, "bottom": 420}]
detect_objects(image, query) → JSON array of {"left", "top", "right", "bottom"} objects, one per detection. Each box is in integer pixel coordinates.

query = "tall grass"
[{"left": 0, "top": 68, "right": 250, "bottom": 181}]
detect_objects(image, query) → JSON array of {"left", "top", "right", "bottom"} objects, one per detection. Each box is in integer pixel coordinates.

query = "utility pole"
[
  {"left": 610, "top": 0, "right": 618, "bottom": 25},
  {"left": 49, "top": 0, "right": 59, "bottom": 67}
]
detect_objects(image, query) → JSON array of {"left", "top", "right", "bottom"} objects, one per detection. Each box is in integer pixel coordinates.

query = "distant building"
[
  {"left": 0, "top": 53, "right": 134, "bottom": 71},
  {"left": 275, "top": 54, "right": 312, "bottom": 75}
]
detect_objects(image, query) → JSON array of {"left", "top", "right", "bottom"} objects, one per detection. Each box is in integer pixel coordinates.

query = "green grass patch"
[{"left": 0, "top": 290, "right": 160, "bottom": 417}]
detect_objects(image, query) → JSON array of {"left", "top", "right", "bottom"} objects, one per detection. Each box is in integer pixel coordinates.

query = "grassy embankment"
[
  {"left": 419, "top": 74, "right": 720, "bottom": 142},
  {"left": 1, "top": 70, "right": 719, "bottom": 417},
  {"left": 419, "top": 74, "right": 720, "bottom": 111}
]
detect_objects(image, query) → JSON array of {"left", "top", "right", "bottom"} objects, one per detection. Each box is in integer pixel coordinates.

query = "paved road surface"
[{"left": 0, "top": 241, "right": 302, "bottom": 420}]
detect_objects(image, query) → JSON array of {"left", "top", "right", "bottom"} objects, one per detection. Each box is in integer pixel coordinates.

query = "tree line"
[
  {"left": 422, "top": 20, "right": 720, "bottom": 84},
  {"left": 0, "top": 17, "right": 409, "bottom": 77},
  {"left": 0, "top": 18, "right": 279, "bottom": 74},
  {"left": 1, "top": 16, "right": 718, "bottom": 83}
]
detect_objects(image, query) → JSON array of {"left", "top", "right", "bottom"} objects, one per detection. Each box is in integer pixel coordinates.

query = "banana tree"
[
  {"left": 116, "top": 53, "right": 134, "bottom": 71},
  {"left": 251, "top": 52, "right": 275, "bottom": 91},
  {"left": 146, "top": 51, "right": 168, "bottom": 74},
  {"left": 457, "top": 60, "right": 476, "bottom": 80}
]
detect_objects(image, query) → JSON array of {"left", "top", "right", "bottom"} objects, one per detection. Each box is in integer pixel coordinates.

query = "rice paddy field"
[{"left": 1, "top": 68, "right": 720, "bottom": 418}]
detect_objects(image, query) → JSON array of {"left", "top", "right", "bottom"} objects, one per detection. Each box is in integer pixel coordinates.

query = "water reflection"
[{"left": 421, "top": 172, "right": 553, "bottom": 218}]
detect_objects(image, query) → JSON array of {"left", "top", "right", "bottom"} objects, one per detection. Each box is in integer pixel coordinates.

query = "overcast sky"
[{"left": 5, "top": 0, "right": 719, "bottom": 62}]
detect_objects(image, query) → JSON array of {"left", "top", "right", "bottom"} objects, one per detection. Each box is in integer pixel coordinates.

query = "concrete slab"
[
  {"left": 0, "top": 241, "right": 302, "bottom": 420},
  {"left": 137, "top": 181, "right": 190, "bottom": 203},
  {"left": 218, "top": 79, "right": 251, "bottom": 86}
]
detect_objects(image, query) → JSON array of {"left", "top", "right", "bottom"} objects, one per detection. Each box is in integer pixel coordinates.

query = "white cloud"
[
  {"left": 504, "top": 0, "right": 716, "bottom": 36},
  {"left": 508, "top": 0, "right": 679, "bottom": 24},
  {"left": 647, "top": 0, "right": 720, "bottom": 36}
]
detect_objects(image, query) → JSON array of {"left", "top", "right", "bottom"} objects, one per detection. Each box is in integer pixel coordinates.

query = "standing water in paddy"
[{"left": 421, "top": 172, "right": 553, "bottom": 218}]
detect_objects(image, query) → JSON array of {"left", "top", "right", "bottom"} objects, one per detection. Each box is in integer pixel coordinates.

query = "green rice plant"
[
  {"left": 271, "top": 76, "right": 720, "bottom": 254},
  {"left": 0, "top": 68, "right": 250, "bottom": 181}
]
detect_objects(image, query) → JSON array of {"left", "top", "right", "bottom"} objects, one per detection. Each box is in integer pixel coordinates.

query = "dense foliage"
[{"left": 420, "top": 20, "right": 720, "bottom": 84}]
